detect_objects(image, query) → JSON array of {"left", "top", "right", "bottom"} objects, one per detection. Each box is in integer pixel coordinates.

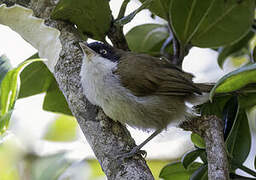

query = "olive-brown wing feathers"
[{"left": 114, "top": 52, "right": 201, "bottom": 96}]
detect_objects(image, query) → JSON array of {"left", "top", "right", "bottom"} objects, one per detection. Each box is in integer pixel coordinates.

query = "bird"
[{"left": 79, "top": 42, "right": 212, "bottom": 158}]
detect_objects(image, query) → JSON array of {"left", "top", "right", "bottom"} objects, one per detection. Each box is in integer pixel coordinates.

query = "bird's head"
[{"left": 79, "top": 42, "right": 121, "bottom": 63}]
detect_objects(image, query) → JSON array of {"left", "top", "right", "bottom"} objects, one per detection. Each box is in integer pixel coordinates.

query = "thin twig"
[
  {"left": 117, "top": 0, "right": 130, "bottom": 20},
  {"left": 114, "top": 0, "right": 153, "bottom": 26}
]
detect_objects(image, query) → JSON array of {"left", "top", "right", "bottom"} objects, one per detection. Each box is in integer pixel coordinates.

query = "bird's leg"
[{"left": 117, "top": 129, "right": 162, "bottom": 159}]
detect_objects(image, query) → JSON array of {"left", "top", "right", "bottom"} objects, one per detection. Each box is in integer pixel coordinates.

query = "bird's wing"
[{"left": 114, "top": 53, "right": 201, "bottom": 97}]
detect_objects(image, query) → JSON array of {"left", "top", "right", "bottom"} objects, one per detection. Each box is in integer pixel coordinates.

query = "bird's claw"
[{"left": 115, "top": 146, "right": 147, "bottom": 165}]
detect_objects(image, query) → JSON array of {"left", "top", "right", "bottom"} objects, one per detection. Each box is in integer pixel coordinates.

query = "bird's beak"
[{"left": 79, "top": 42, "right": 97, "bottom": 60}]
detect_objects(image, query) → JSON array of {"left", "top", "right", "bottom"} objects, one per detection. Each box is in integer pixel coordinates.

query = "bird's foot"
[{"left": 115, "top": 146, "right": 147, "bottom": 165}]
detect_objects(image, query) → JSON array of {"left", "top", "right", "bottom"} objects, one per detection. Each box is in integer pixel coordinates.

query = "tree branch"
[
  {"left": 180, "top": 115, "right": 230, "bottom": 180},
  {"left": 0, "top": 0, "right": 154, "bottom": 179}
]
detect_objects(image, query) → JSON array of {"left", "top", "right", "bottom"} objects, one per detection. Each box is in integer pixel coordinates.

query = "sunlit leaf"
[
  {"left": 226, "top": 110, "right": 251, "bottom": 170},
  {"left": 209, "top": 63, "right": 256, "bottom": 100},
  {"left": 159, "top": 161, "right": 201, "bottom": 180},
  {"left": 181, "top": 149, "right": 204, "bottom": 169},
  {"left": 44, "top": 115, "right": 77, "bottom": 142},
  {"left": 218, "top": 31, "right": 254, "bottom": 69},
  {"left": 146, "top": 160, "right": 170, "bottom": 179},
  {"left": 51, "top": 0, "right": 112, "bottom": 40},
  {"left": 126, "top": 24, "right": 169, "bottom": 55},
  {"left": 0, "top": 59, "right": 43, "bottom": 133},
  {"left": 191, "top": 133, "right": 205, "bottom": 149},
  {"left": 170, "top": 0, "right": 255, "bottom": 47},
  {"left": 0, "top": 55, "right": 12, "bottom": 85}
]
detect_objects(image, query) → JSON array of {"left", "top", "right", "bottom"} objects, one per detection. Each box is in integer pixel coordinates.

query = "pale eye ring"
[{"left": 100, "top": 49, "right": 107, "bottom": 55}]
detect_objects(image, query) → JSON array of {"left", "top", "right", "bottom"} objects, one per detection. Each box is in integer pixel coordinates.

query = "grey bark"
[
  {"left": 180, "top": 115, "right": 230, "bottom": 180},
  {"left": 204, "top": 116, "right": 230, "bottom": 180},
  {"left": 0, "top": 0, "right": 154, "bottom": 179}
]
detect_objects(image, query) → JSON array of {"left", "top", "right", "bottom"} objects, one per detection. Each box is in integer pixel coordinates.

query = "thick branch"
[
  {"left": 180, "top": 115, "right": 230, "bottom": 180},
  {"left": 1, "top": 0, "right": 154, "bottom": 179}
]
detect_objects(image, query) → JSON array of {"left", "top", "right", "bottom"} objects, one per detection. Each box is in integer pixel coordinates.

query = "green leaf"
[
  {"left": 239, "top": 93, "right": 256, "bottom": 110},
  {"left": 139, "top": 0, "right": 171, "bottom": 20},
  {"left": 170, "top": 0, "right": 255, "bottom": 47},
  {"left": 209, "top": 63, "right": 256, "bottom": 100},
  {"left": 0, "top": 55, "right": 12, "bottom": 85},
  {"left": 126, "top": 24, "right": 169, "bottom": 55},
  {"left": 19, "top": 60, "right": 54, "bottom": 98},
  {"left": 226, "top": 110, "right": 251, "bottom": 170},
  {"left": 43, "top": 79, "right": 72, "bottom": 116},
  {"left": 159, "top": 161, "right": 202, "bottom": 180},
  {"left": 44, "top": 115, "right": 77, "bottom": 142},
  {"left": 31, "top": 152, "right": 71, "bottom": 180},
  {"left": 222, "top": 96, "right": 239, "bottom": 140},
  {"left": 189, "top": 164, "right": 208, "bottom": 180},
  {"left": 17, "top": 54, "right": 72, "bottom": 116},
  {"left": 200, "top": 95, "right": 232, "bottom": 118},
  {"left": 182, "top": 149, "right": 204, "bottom": 169},
  {"left": 218, "top": 31, "right": 254, "bottom": 69},
  {"left": 51, "top": 0, "right": 112, "bottom": 41},
  {"left": 0, "top": 59, "right": 43, "bottom": 133},
  {"left": 191, "top": 133, "right": 205, "bottom": 149}
]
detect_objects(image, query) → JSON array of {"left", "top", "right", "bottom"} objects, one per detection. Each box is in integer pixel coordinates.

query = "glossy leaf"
[
  {"left": 19, "top": 61, "right": 54, "bottom": 98},
  {"left": 43, "top": 79, "right": 72, "bottom": 116},
  {"left": 51, "top": 0, "right": 112, "bottom": 41},
  {"left": 226, "top": 110, "right": 251, "bottom": 170},
  {"left": 44, "top": 115, "right": 77, "bottom": 142},
  {"left": 218, "top": 31, "right": 254, "bottom": 68},
  {"left": 159, "top": 161, "right": 201, "bottom": 180},
  {"left": 189, "top": 164, "right": 208, "bottom": 180},
  {"left": 209, "top": 63, "right": 256, "bottom": 100},
  {"left": 182, "top": 149, "right": 204, "bottom": 169},
  {"left": 191, "top": 133, "right": 205, "bottom": 149},
  {"left": 0, "top": 55, "right": 12, "bottom": 85},
  {"left": 0, "top": 59, "right": 43, "bottom": 133},
  {"left": 200, "top": 96, "right": 231, "bottom": 118},
  {"left": 170, "top": 0, "right": 255, "bottom": 47},
  {"left": 139, "top": 0, "right": 171, "bottom": 20},
  {"left": 126, "top": 24, "right": 169, "bottom": 55},
  {"left": 222, "top": 96, "right": 239, "bottom": 140}
]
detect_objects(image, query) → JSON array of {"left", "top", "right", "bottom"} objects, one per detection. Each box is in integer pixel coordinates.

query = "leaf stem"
[
  {"left": 167, "top": 16, "right": 183, "bottom": 66},
  {"left": 117, "top": 0, "right": 130, "bottom": 20},
  {"left": 114, "top": 0, "right": 153, "bottom": 26},
  {"left": 232, "top": 160, "right": 256, "bottom": 177}
]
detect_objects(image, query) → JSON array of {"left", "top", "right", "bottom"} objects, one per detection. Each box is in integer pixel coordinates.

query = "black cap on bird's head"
[{"left": 79, "top": 42, "right": 121, "bottom": 62}]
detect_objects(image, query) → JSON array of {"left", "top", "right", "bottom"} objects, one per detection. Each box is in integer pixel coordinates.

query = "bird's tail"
[{"left": 195, "top": 83, "right": 214, "bottom": 93}]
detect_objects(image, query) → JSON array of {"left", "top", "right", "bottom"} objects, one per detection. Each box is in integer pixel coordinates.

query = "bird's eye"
[{"left": 100, "top": 49, "right": 107, "bottom": 55}]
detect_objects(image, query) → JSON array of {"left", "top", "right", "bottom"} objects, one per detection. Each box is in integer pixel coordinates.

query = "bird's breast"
[{"left": 80, "top": 56, "right": 186, "bottom": 130}]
